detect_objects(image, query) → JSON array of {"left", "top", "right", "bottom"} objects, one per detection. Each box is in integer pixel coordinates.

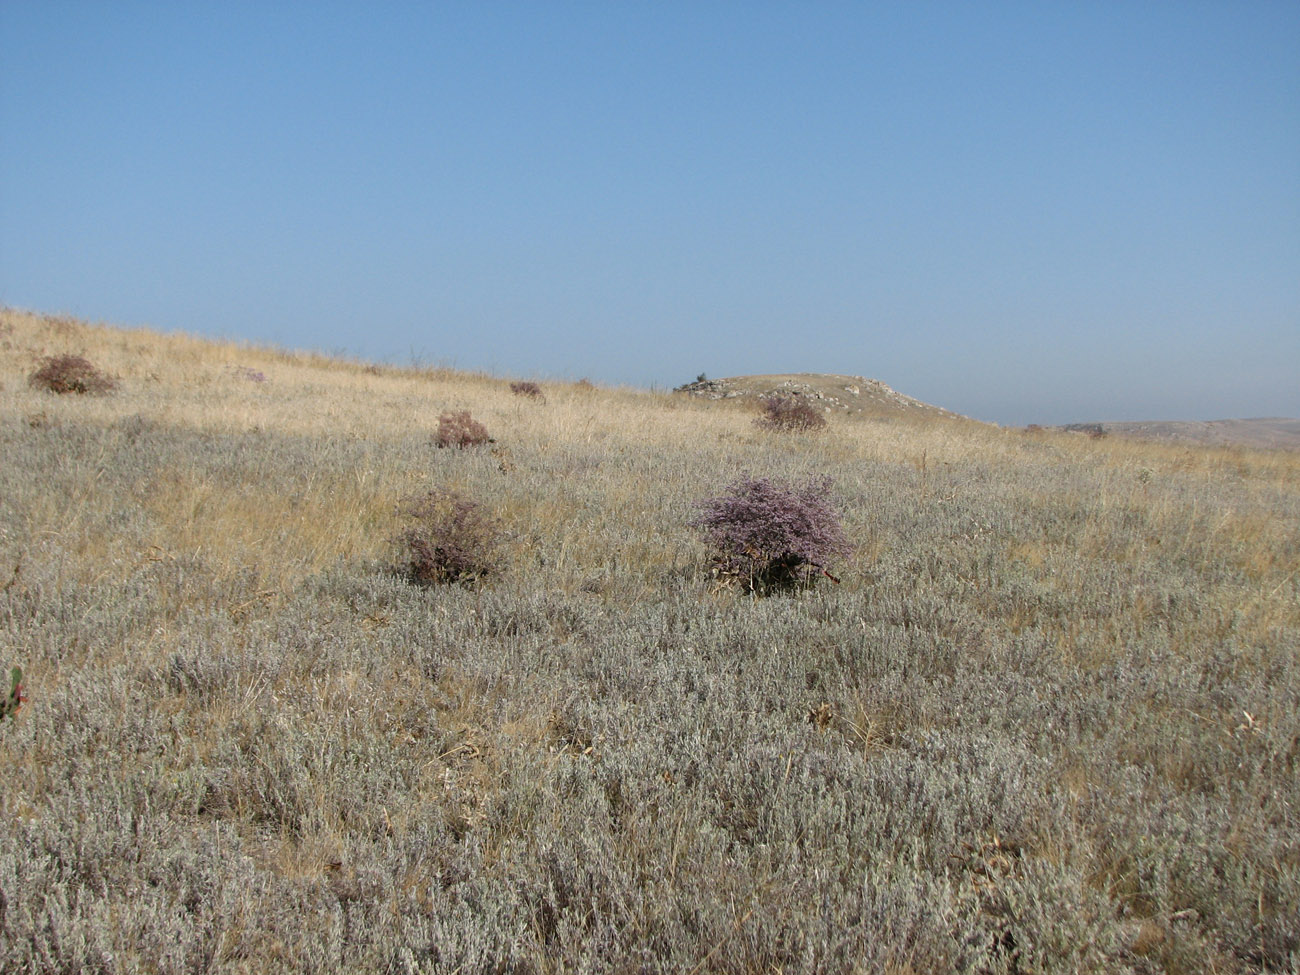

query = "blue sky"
[{"left": 2, "top": 2, "right": 1297, "bottom": 425}]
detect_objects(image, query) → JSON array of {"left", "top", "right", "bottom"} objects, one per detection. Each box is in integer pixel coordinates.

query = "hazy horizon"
[{"left": 2, "top": 2, "right": 1297, "bottom": 426}]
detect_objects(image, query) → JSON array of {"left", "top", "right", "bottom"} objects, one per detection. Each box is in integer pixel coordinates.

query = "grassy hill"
[
  {"left": 672, "top": 372, "right": 967, "bottom": 421},
  {"left": 1, "top": 306, "right": 1297, "bottom": 973}
]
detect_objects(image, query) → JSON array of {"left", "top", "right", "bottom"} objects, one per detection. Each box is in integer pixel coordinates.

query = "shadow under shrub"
[
  {"left": 435, "top": 411, "right": 493, "bottom": 448},
  {"left": 692, "top": 474, "right": 851, "bottom": 593},
  {"left": 28, "top": 354, "right": 117, "bottom": 395},
  {"left": 396, "top": 488, "right": 502, "bottom": 586},
  {"left": 755, "top": 394, "right": 826, "bottom": 433}
]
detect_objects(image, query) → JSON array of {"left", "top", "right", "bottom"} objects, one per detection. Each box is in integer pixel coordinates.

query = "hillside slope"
[{"left": 1, "top": 307, "right": 1298, "bottom": 973}]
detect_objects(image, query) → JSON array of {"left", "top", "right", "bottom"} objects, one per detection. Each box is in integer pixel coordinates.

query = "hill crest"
[{"left": 672, "top": 373, "right": 964, "bottom": 421}]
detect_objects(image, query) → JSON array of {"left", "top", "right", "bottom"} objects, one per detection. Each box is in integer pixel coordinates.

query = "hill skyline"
[
  {"left": 2, "top": 3, "right": 1297, "bottom": 427},
  {"left": 9, "top": 302, "right": 1298, "bottom": 447}
]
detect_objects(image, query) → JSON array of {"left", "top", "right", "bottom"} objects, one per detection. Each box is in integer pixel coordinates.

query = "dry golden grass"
[
  {"left": 5, "top": 301, "right": 1297, "bottom": 639},
  {"left": 6, "top": 301, "right": 1297, "bottom": 641},
  {"left": 3, "top": 305, "right": 1298, "bottom": 973}
]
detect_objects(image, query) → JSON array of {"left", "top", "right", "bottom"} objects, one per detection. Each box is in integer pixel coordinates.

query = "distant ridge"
[
  {"left": 1062, "top": 417, "right": 1300, "bottom": 450},
  {"left": 672, "top": 373, "right": 966, "bottom": 421}
]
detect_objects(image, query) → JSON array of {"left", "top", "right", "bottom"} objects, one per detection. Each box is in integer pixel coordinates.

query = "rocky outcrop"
[{"left": 672, "top": 373, "right": 962, "bottom": 419}]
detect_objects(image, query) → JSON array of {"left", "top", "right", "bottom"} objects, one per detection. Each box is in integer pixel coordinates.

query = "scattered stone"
[{"left": 672, "top": 373, "right": 964, "bottom": 420}]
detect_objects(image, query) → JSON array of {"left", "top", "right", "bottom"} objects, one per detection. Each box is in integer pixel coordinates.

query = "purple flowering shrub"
[
  {"left": 28, "top": 354, "right": 117, "bottom": 395},
  {"left": 397, "top": 487, "right": 502, "bottom": 586},
  {"left": 510, "top": 381, "right": 545, "bottom": 401},
  {"left": 691, "top": 475, "right": 851, "bottom": 592},
  {"left": 435, "top": 411, "right": 493, "bottom": 448},
  {"left": 229, "top": 365, "right": 267, "bottom": 383},
  {"left": 755, "top": 394, "right": 826, "bottom": 433}
]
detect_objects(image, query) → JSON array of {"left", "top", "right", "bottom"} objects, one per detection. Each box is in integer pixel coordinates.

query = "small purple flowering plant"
[{"left": 691, "top": 474, "right": 852, "bottom": 592}]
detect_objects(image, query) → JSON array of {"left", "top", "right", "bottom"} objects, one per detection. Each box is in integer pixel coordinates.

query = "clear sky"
[{"left": 2, "top": 2, "right": 1297, "bottom": 425}]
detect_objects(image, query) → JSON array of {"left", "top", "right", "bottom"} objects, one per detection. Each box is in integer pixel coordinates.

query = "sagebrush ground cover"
[{"left": 1, "top": 306, "right": 1297, "bottom": 973}]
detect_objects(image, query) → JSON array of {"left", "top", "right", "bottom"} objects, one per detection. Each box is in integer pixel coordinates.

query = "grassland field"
[{"left": 0, "top": 306, "right": 1297, "bottom": 973}]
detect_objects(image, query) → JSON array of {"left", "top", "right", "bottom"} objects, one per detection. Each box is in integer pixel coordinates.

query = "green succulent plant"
[{"left": 1, "top": 666, "right": 25, "bottom": 720}]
